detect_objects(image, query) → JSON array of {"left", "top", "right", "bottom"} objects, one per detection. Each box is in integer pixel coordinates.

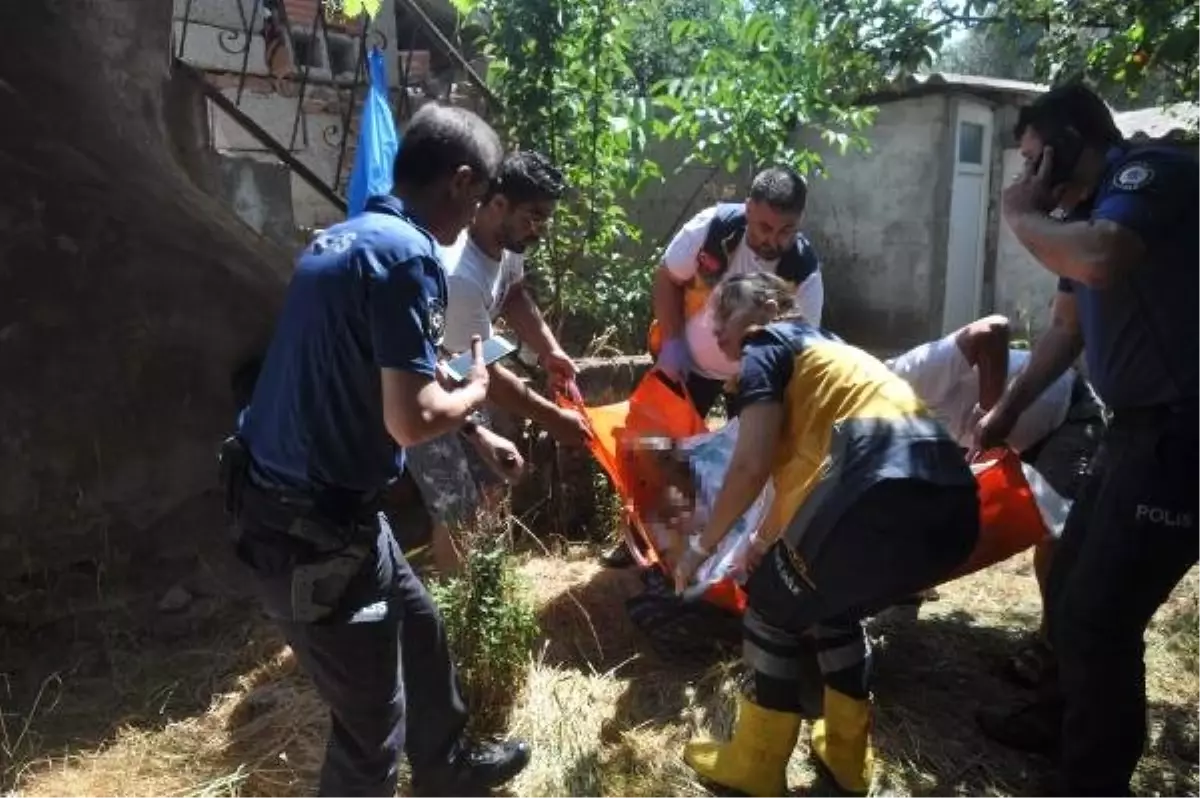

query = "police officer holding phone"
[
  {"left": 974, "top": 83, "right": 1198, "bottom": 796},
  {"left": 224, "top": 103, "right": 530, "bottom": 797}
]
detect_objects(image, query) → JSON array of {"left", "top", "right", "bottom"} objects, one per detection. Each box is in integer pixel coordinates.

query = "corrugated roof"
[
  {"left": 1114, "top": 102, "right": 1199, "bottom": 142},
  {"left": 862, "top": 71, "right": 1048, "bottom": 104},
  {"left": 907, "top": 72, "right": 1049, "bottom": 95}
]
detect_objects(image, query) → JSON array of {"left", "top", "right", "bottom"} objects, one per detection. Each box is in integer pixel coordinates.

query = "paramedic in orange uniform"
[
  {"left": 673, "top": 272, "right": 979, "bottom": 797},
  {"left": 649, "top": 165, "right": 824, "bottom": 419}
]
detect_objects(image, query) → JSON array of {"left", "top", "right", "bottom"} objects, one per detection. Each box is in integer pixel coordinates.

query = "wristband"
[
  {"left": 462, "top": 411, "right": 485, "bottom": 437},
  {"left": 688, "top": 533, "right": 711, "bottom": 558}
]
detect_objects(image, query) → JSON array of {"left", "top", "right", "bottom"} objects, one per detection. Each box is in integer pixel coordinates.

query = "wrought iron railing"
[
  {"left": 174, "top": 0, "right": 393, "bottom": 211},
  {"left": 172, "top": 0, "right": 496, "bottom": 220}
]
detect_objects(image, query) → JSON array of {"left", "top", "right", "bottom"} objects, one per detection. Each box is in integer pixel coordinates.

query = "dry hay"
[{"left": 9, "top": 548, "right": 1198, "bottom": 797}]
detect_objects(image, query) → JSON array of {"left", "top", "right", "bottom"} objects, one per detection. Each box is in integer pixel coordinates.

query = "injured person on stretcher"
[{"left": 644, "top": 345, "right": 1077, "bottom": 611}]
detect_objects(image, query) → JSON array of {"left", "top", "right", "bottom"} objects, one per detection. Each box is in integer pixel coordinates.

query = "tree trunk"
[{"left": 0, "top": 0, "right": 293, "bottom": 580}]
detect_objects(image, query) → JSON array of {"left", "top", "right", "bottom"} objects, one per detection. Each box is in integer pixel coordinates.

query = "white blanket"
[{"left": 675, "top": 419, "right": 772, "bottom": 590}]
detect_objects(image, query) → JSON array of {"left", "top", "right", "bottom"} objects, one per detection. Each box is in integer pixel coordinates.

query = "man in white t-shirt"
[
  {"left": 886, "top": 314, "right": 1106, "bottom": 688},
  {"left": 405, "top": 151, "right": 591, "bottom": 574},
  {"left": 650, "top": 165, "right": 824, "bottom": 418}
]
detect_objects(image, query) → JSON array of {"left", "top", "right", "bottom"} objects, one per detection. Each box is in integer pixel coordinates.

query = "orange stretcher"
[{"left": 559, "top": 371, "right": 1050, "bottom": 616}]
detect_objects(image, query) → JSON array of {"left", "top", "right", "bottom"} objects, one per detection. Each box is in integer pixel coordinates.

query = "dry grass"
[{"left": 8, "top": 549, "right": 1198, "bottom": 797}]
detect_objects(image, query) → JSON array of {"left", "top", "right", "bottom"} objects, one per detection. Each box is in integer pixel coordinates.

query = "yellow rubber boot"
[
  {"left": 811, "top": 688, "right": 875, "bottom": 796},
  {"left": 683, "top": 694, "right": 803, "bottom": 797}
]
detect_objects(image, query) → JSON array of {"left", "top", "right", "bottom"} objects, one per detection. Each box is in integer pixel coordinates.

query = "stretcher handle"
[
  {"left": 552, "top": 381, "right": 600, "bottom": 441},
  {"left": 646, "top": 367, "right": 695, "bottom": 406},
  {"left": 968, "top": 445, "right": 1014, "bottom": 472}
]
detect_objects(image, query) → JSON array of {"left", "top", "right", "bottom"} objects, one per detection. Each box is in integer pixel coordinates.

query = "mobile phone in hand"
[{"left": 442, "top": 334, "right": 518, "bottom": 383}]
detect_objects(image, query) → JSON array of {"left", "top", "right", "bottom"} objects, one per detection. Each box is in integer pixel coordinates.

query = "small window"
[
  {"left": 958, "top": 121, "right": 985, "bottom": 165},
  {"left": 326, "top": 33, "right": 358, "bottom": 78},
  {"left": 291, "top": 28, "right": 327, "bottom": 70}
]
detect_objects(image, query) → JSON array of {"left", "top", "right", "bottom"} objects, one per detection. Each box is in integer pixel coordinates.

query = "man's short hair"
[
  {"left": 392, "top": 103, "right": 503, "bottom": 189},
  {"left": 486, "top": 150, "right": 567, "bottom": 205},
  {"left": 1014, "top": 82, "right": 1124, "bottom": 148},
  {"left": 749, "top": 165, "right": 808, "bottom": 215}
]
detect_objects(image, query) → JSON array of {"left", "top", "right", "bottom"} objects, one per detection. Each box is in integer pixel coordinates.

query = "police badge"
[
  {"left": 1113, "top": 161, "right": 1154, "bottom": 192},
  {"left": 426, "top": 298, "right": 446, "bottom": 347}
]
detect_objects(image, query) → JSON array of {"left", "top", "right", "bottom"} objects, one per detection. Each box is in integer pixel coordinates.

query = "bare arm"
[
  {"left": 485, "top": 361, "right": 562, "bottom": 426},
  {"left": 1008, "top": 215, "right": 1144, "bottom": 289},
  {"left": 995, "top": 292, "right": 1083, "bottom": 420},
  {"left": 696, "top": 402, "right": 783, "bottom": 553},
  {"left": 381, "top": 363, "right": 487, "bottom": 447},
  {"left": 500, "top": 283, "right": 560, "bottom": 361},
  {"left": 652, "top": 265, "right": 687, "bottom": 340},
  {"left": 953, "top": 314, "right": 1011, "bottom": 411}
]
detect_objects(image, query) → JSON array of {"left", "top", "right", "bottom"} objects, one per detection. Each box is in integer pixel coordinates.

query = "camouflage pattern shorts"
[{"left": 404, "top": 423, "right": 503, "bottom": 528}]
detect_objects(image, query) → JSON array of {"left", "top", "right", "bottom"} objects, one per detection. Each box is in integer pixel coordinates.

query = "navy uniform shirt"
[
  {"left": 238, "top": 195, "right": 446, "bottom": 504},
  {"left": 1058, "top": 145, "right": 1199, "bottom": 409}
]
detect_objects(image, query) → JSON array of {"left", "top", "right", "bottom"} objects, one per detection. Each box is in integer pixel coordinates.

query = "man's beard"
[
  {"left": 506, "top": 236, "right": 539, "bottom": 254},
  {"left": 750, "top": 243, "right": 782, "bottom": 261}
]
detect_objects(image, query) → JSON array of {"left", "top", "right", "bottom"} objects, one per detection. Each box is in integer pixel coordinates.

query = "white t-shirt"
[
  {"left": 662, "top": 205, "right": 825, "bottom": 380},
  {"left": 887, "top": 333, "right": 1075, "bottom": 453},
  {"left": 438, "top": 230, "right": 525, "bottom": 355}
]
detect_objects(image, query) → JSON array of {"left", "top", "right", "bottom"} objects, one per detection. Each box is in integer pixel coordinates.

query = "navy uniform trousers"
[
  {"left": 235, "top": 498, "right": 468, "bottom": 797},
  {"left": 742, "top": 479, "right": 980, "bottom": 712},
  {"left": 1046, "top": 403, "right": 1198, "bottom": 796}
]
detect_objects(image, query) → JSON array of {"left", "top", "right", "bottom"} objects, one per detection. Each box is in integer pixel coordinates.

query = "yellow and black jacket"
[{"left": 736, "top": 319, "right": 974, "bottom": 553}]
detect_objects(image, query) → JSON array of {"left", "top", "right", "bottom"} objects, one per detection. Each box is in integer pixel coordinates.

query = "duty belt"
[
  {"left": 1110, "top": 398, "right": 1199, "bottom": 430},
  {"left": 241, "top": 472, "right": 381, "bottom": 550}
]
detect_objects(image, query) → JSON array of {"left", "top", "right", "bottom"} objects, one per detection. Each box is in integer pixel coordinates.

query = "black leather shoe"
[
  {"left": 599, "top": 541, "right": 635, "bottom": 568},
  {"left": 411, "top": 738, "right": 531, "bottom": 796},
  {"left": 976, "top": 700, "right": 1062, "bottom": 759}
]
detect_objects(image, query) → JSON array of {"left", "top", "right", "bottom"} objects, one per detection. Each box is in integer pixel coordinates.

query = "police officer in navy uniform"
[
  {"left": 974, "top": 83, "right": 1198, "bottom": 796},
  {"left": 226, "top": 103, "right": 531, "bottom": 796}
]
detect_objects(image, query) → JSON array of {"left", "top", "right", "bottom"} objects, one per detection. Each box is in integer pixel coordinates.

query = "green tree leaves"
[
  {"left": 936, "top": 0, "right": 1198, "bottom": 108},
  {"left": 651, "top": 0, "right": 942, "bottom": 178}
]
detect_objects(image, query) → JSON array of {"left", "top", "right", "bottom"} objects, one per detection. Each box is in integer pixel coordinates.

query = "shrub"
[{"left": 428, "top": 504, "right": 540, "bottom": 734}]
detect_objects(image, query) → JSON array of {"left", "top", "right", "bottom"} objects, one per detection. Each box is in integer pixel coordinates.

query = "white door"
[{"left": 942, "top": 100, "right": 994, "bottom": 334}]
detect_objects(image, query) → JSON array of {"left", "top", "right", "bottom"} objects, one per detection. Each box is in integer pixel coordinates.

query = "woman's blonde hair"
[{"left": 712, "top": 271, "right": 799, "bottom": 325}]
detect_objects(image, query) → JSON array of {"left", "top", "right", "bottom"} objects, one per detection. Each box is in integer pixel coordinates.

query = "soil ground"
[{"left": 3, "top": 492, "right": 1196, "bottom": 797}]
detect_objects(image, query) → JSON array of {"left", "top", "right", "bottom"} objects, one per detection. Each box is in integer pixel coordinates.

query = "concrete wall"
[
  {"left": 623, "top": 96, "right": 955, "bottom": 354},
  {"left": 218, "top": 155, "right": 298, "bottom": 246},
  {"left": 204, "top": 81, "right": 351, "bottom": 229},
  {"left": 173, "top": 0, "right": 400, "bottom": 86},
  {"left": 174, "top": 0, "right": 401, "bottom": 230},
  {"left": 625, "top": 138, "right": 755, "bottom": 262},
  {"left": 796, "top": 94, "right": 953, "bottom": 352},
  {"left": 620, "top": 93, "right": 1059, "bottom": 354}
]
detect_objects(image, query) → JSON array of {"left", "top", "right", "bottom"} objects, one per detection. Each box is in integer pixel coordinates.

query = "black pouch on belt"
[
  {"left": 218, "top": 435, "right": 250, "bottom": 517},
  {"left": 287, "top": 515, "right": 377, "bottom": 624}
]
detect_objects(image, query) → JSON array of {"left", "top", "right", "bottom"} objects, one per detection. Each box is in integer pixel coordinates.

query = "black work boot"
[
  {"left": 411, "top": 738, "right": 531, "bottom": 796},
  {"left": 976, "top": 698, "right": 1063, "bottom": 759},
  {"left": 599, "top": 541, "right": 635, "bottom": 568}
]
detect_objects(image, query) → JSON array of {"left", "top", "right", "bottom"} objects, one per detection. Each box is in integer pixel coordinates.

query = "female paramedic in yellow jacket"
[{"left": 673, "top": 272, "right": 980, "bottom": 796}]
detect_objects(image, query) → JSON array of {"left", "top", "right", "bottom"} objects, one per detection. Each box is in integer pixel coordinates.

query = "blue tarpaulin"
[{"left": 346, "top": 46, "right": 399, "bottom": 217}]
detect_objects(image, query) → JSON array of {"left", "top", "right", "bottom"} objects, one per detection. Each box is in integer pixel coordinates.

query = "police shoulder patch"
[
  {"left": 311, "top": 229, "right": 357, "bottom": 255},
  {"left": 426, "top": 298, "right": 446, "bottom": 346},
  {"left": 1112, "top": 161, "right": 1155, "bottom": 191}
]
